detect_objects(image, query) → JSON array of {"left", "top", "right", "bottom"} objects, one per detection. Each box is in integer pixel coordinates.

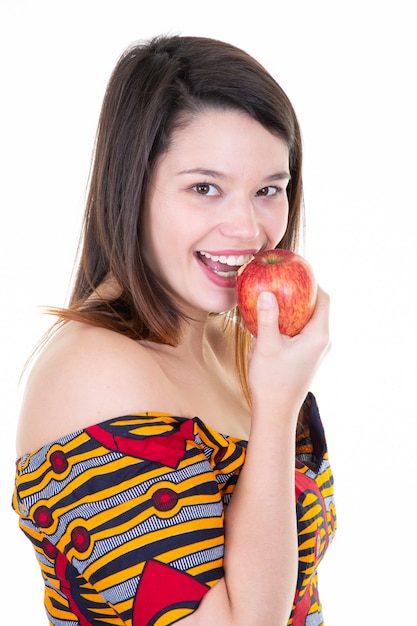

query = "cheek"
[
  {"left": 270, "top": 206, "right": 290, "bottom": 247},
  {"left": 141, "top": 208, "right": 186, "bottom": 284}
]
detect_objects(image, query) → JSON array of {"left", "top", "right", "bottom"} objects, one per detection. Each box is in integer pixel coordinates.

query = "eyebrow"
[{"left": 177, "top": 168, "right": 291, "bottom": 181}]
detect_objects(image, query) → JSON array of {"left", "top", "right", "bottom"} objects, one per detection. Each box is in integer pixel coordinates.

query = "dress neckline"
[{"left": 17, "top": 411, "right": 248, "bottom": 463}]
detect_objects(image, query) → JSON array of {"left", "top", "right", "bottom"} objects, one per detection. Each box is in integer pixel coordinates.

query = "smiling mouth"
[{"left": 197, "top": 251, "right": 254, "bottom": 277}]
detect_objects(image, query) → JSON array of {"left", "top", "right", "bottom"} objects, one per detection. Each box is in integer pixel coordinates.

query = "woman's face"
[{"left": 142, "top": 108, "right": 291, "bottom": 318}]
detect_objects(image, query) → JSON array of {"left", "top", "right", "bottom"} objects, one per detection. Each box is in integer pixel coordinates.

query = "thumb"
[{"left": 256, "top": 291, "right": 279, "bottom": 336}]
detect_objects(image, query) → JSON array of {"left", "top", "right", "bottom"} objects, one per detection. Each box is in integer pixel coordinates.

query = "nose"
[{"left": 218, "top": 198, "right": 260, "bottom": 241}]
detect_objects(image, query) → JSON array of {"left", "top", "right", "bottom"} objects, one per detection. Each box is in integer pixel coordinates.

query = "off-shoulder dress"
[{"left": 12, "top": 392, "right": 336, "bottom": 625}]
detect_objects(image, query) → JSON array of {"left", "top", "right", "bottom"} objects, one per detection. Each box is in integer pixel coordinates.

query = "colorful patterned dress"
[{"left": 12, "top": 392, "right": 336, "bottom": 625}]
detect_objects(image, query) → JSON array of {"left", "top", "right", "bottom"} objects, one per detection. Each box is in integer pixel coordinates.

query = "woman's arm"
[{"left": 184, "top": 287, "right": 331, "bottom": 625}]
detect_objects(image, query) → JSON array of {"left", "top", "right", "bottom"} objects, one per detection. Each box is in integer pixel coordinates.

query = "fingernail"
[{"left": 258, "top": 291, "right": 276, "bottom": 309}]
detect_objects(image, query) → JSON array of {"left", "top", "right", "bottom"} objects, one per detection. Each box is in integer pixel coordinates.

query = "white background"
[{"left": 1, "top": 1, "right": 415, "bottom": 623}]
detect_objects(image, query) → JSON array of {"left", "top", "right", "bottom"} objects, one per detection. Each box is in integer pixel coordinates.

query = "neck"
[
  {"left": 142, "top": 313, "right": 214, "bottom": 364},
  {"left": 177, "top": 315, "right": 212, "bottom": 361}
]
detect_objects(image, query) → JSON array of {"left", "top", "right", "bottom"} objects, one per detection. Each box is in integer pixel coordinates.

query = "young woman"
[{"left": 12, "top": 35, "right": 336, "bottom": 625}]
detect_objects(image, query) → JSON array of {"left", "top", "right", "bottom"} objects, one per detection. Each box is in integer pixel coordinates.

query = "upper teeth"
[{"left": 199, "top": 251, "right": 253, "bottom": 266}]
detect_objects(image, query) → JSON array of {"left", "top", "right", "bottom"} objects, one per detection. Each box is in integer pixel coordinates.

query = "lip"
[
  {"left": 197, "top": 257, "right": 238, "bottom": 288},
  {"left": 194, "top": 247, "right": 264, "bottom": 288}
]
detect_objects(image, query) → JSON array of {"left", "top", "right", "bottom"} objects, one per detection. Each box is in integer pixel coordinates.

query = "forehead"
[
  {"left": 172, "top": 106, "right": 286, "bottom": 142},
  {"left": 163, "top": 108, "right": 290, "bottom": 170}
]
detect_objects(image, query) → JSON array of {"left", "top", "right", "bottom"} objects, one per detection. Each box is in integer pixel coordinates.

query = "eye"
[
  {"left": 256, "top": 186, "right": 281, "bottom": 197},
  {"left": 193, "top": 183, "right": 219, "bottom": 196}
]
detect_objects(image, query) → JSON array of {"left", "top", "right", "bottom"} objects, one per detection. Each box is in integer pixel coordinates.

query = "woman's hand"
[
  {"left": 181, "top": 288, "right": 331, "bottom": 626},
  {"left": 248, "top": 286, "right": 331, "bottom": 422}
]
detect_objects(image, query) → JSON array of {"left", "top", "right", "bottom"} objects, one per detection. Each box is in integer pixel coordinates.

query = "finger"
[
  {"left": 300, "top": 286, "right": 331, "bottom": 349},
  {"left": 256, "top": 291, "right": 279, "bottom": 337},
  {"left": 306, "top": 286, "right": 330, "bottom": 330}
]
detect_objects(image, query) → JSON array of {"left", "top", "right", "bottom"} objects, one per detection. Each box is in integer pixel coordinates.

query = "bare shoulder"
[{"left": 16, "top": 322, "right": 172, "bottom": 456}]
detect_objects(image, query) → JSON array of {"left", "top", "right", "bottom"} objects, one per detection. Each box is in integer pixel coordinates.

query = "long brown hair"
[{"left": 49, "top": 34, "right": 304, "bottom": 405}]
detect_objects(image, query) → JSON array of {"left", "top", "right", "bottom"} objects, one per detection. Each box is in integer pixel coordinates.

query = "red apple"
[{"left": 236, "top": 249, "right": 317, "bottom": 337}]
